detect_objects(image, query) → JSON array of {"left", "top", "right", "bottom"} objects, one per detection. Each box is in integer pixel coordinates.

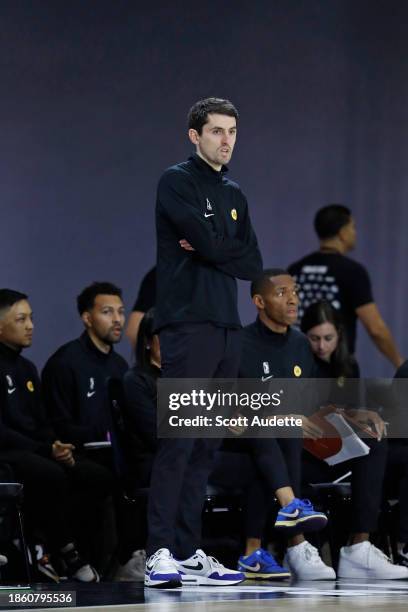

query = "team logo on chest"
[
  {"left": 231, "top": 208, "right": 237, "bottom": 221},
  {"left": 87, "top": 377, "right": 96, "bottom": 398},
  {"left": 293, "top": 365, "right": 302, "bottom": 377},
  {"left": 26, "top": 381, "right": 34, "bottom": 392},
  {"left": 204, "top": 198, "right": 214, "bottom": 218}
]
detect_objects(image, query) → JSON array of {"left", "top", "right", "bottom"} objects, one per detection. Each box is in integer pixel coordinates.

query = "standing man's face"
[
  {"left": 189, "top": 113, "right": 237, "bottom": 171},
  {"left": 82, "top": 294, "right": 125, "bottom": 346},
  {"left": 0, "top": 300, "right": 34, "bottom": 350}
]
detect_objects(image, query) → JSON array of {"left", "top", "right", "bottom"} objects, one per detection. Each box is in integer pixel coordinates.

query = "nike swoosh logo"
[
  {"left": 204, "top": 213, "right": 214, "bottom": 218},
  {"left": 87, "top": 391, "right": 96, "bottom": 398},
  {"left": 7, "top": 388, "right": 16, "bottom": 395},
  {"left": 261, "top": 375, "right": 273, "bottom": 382},
  {"left": 279, "top": 509, "right": 300, "bottom": 518},
  {"left": 239, "top": 561, "right": 261, "bottom": 571},
  {"left": 179, "top": 562, "right": 204, "bottom": 571}
]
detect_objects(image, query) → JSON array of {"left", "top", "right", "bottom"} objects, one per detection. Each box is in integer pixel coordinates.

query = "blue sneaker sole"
[
  {"left": 241, "top": 570, "right": 291, "bottom": 580},
  {"left": 275, "top": 514, "right": 328, "bottom": 533}
]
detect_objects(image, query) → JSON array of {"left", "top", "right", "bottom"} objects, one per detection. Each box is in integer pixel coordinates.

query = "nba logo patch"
[{"left": 263, "top": 362, "right": 270, "bottom": 375}]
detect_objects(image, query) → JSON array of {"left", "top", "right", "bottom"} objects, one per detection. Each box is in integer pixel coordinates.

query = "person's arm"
[
  {"left": 158, "top": 171, "right": 259, "bottom": 266},
  {"left": 42, "top": 361, "right": 91, "bottom": 446},
  {"left": 215, "top": 198, "right": 263, "bottom": 281},
  {"left": 125, "top": 311, "right": 145, "bottom": 349},
  {"left": 356, "top": 302, "right": 404, "bottom": 368}
]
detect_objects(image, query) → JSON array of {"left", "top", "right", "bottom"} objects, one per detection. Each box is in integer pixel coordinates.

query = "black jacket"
[
  {"left": 0, "top": 342, "right": 54, "bottom": 456},
  {"left": 154, "top": 154, "right": 263, "bottom": 330},
  {"left": 42, "top": 332, "right": 128, "bottom": 446}
]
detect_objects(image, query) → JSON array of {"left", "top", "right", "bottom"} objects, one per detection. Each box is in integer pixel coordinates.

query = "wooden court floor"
[{"left": 3, "top": 580, "right": 408, "bottom": 611}]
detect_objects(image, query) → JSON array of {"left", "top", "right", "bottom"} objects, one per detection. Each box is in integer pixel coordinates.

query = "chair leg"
[{"left": 16, "top": 504, "right": 31, "bottom": 585}]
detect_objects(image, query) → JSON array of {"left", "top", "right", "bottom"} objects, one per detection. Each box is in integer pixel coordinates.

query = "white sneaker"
[
  {"left": 115, "top": 550, "right": 146, "bottom": 581},
  {"left": 175, "top": 549, "right": 245, "bottom": 586},
  {"left": 338, "top": 542, "right": 408, "bottom": 579},
  {"left": 284, "top": 541, "right": 336, "bottom": 580},
  {"left": 144, "top": 548, "right": 181, "bottom": 588}
]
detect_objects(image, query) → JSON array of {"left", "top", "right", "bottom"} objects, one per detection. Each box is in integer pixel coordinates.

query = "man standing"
[
  {"left": 146, "top": 98, "right": 262, "bottom": 588},
  {"left": 288, "top": 204, "right": 403, "bottom": 366}
]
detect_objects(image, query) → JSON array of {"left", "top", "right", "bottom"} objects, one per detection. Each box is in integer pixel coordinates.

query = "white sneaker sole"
[
  {"left": 180, "top": 574, "right": 245, "bottom": 586},
  {"left": 144, "top": 575, "right": 182, "bottom": 588},
  {"left": 338, "top": 565, "right": 408, "bottom": 580}
]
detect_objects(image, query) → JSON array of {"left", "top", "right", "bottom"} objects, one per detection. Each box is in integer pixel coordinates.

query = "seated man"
[
  {"left": 41, "top": 282, "right": 139, "bottom": 579},
  {"left": 42, "top": 282, "right": 128, "bottom": 446},
  {"left": 0, "top": 289, "right": 106, "bottom": 581},
  {"left": 234, "top": 269, "right": 334, "bottom": 580}
]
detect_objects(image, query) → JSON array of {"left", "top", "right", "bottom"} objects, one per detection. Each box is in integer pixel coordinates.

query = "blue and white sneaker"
[
  {"left": 175, "top": 549, "right": 245, "bottom": 586},
  {"left": 275, "top": 498, "right": 327, "bottom": 533},
  {"left": 144, "top": 548, "right": 182, "bottom": 588},
  {"left": 238, "top": 548, "right": 291, "bottom": 580}
]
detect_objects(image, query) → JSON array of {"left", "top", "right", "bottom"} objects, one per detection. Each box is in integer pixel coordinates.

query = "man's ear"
[
  {"left": 252, "top": 294, "right": 265, "bottom": 310},
  {"left": 81, "top": 311, "right": 92, "bottom": 329},
  {"left": 188, "top": 128, "right": 200, "bottom": 146},
  {"left": 338, "top": 224, "right": 348, "bottom": 244}
]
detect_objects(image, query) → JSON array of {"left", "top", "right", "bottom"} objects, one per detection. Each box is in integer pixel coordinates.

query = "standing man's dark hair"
[
  {"left": 314, "top": 205, "right": 351, "bottom": 240},
  {"left": 0, "top": 289, "right": 28, "bottom": 318},
  {"left": 187, "top": 97, "right": 239, "bottom": 135},
  {"left": 146, "top": 96, "right": 262, "bottom": 588}
]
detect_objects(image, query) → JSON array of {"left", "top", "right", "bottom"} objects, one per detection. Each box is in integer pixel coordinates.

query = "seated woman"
[{"left": 301, "top": 300, "right": 407, "bottom": 578}]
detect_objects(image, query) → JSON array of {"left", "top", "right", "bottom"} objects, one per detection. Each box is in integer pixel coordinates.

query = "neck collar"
[{"left": 189, "top": 154, "right": 228, "bottom": 181}]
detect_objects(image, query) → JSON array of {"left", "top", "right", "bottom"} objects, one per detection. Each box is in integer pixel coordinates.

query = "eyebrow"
[{"left": 211, "top": 126, "right": 237, "bottom": 130}]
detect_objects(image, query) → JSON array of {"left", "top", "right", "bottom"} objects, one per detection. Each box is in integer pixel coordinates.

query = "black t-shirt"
[
  {"left": 132, "top": 267, "right": 156, "bottom": 312},
  {"left": 288, "top": 251, "right": 373, "bottom": 353}
]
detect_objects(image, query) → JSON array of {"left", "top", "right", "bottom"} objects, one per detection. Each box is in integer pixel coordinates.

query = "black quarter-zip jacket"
[
  {"left": 154, "top": 154, "right": 263, "bottom": 330},
  {"left": 42, "top": 332, "right": 128, "bottom": 446},
  {"left": 239, "top": 318, "right": 318, "bottom": 416},
  {"left": 0, "top": 342, "right": 54, "bottom": 456},
  {"left": 240, "top": 318, "right": 317, "bottom": 379}
]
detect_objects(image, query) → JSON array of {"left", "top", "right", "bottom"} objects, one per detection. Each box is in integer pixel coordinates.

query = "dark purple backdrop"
[{"left": 1, "top": 0, "right": 407, "bottom": 375}]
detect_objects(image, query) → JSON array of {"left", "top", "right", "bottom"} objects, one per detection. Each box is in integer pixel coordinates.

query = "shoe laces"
[
  {"left": 370, "top": 543, "right": 392, "bottom": 564},
  {"left": 207, "top": 556, "right": 225, "bottom": 570},
  {"left": 303, "top": 542, "right": 322, "bottom": 564},
  {"left": 258, "top": 549, "right": 278, "bottom": 565},
  {"left": 298, "top": 498, "right": 313, "bottom": 509}
]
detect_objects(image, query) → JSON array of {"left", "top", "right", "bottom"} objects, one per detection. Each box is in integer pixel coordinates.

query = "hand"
[
  {"left": 179, "top": 239, "right": 195, "bottom": 251},
  {"left": 346, "top": 409, "right": 386, "bottom": 441},
  {"left": 52, "top": 440, "right": 76, "bottom": 467},
  {"left": 289, "top": 414, "right": 324, "bottom": 440}
]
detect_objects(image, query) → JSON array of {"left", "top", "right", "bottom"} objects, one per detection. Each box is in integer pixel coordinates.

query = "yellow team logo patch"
[
  {"left": 231, "top": 208, "right": 237, "bottom": 221},
  {"left": 27, "top": 380, "right": 34, "bottom": 392},
  {"left": 293, "top": 365, "right": 302, "bottom": 377}
]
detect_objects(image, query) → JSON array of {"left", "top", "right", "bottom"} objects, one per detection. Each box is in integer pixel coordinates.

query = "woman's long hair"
[
  {"left": 301, "top": 301, "right": 354, "bottom": 378},
  {"left": 135, "top": 308, "right": 156, "bottom": 371}
]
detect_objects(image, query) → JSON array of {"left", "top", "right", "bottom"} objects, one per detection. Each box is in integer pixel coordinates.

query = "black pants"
[
  {"left": 302, "top": 438, "right": 388, "bottom": 534},
  {"left": 5, "top": 451, "right": 114, "bottom": 553},
  {"left": 147, "top": 323, "right": 242, "bottom": 558},
  {"left": 216, "top": 437, "right": 303, "bottom": 539},
  {"left": 385, "top": 441, "right": 408, "bottom": 542}
]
